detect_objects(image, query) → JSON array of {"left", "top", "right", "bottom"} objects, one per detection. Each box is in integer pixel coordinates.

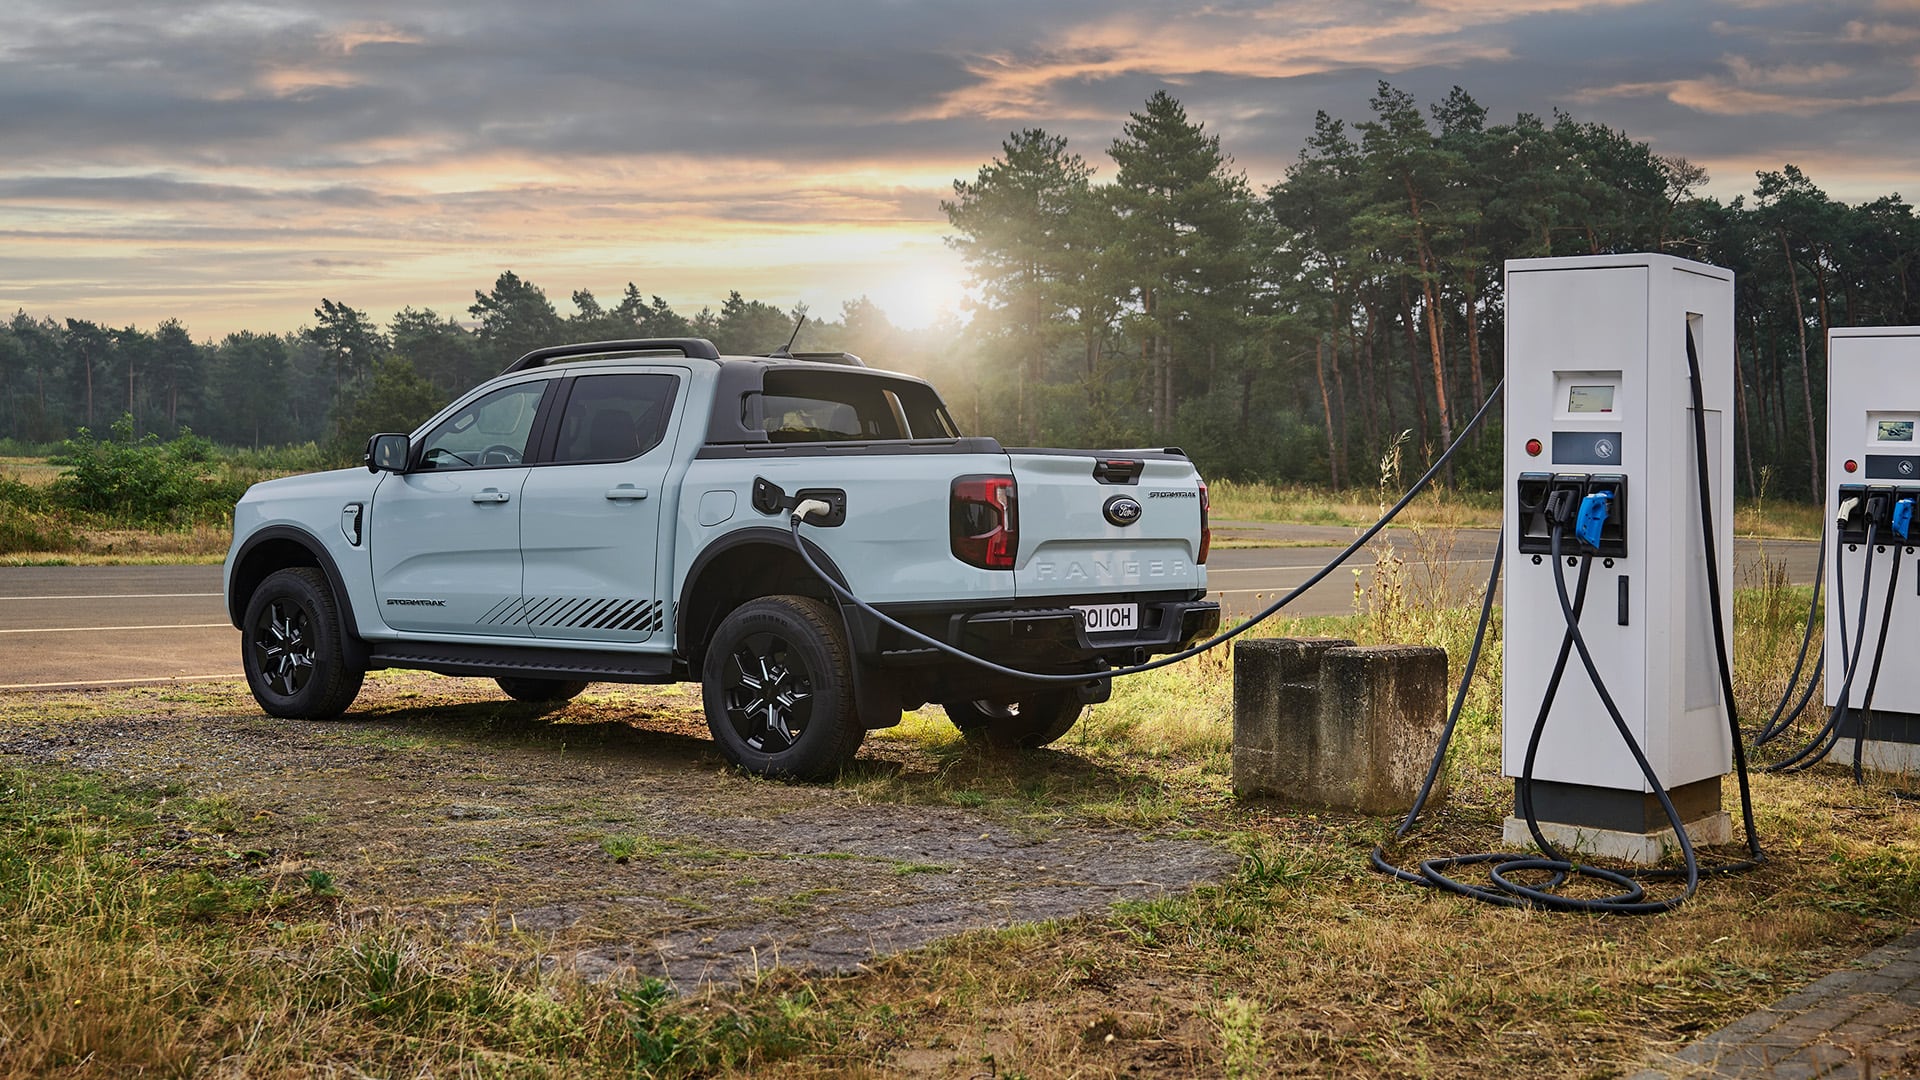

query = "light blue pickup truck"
[{"left": 224, "top": 339, "right": 1219, "bottom": 777}]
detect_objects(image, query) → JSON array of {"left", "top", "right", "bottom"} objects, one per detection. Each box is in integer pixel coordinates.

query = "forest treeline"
[{"left": 3, "top": 83, "right": 1916, "bottom": 497}]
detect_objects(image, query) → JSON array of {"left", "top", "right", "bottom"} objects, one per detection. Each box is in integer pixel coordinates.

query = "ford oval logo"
[{"left": 1103, "top": 495, "right": 1143, "bottom": 527}]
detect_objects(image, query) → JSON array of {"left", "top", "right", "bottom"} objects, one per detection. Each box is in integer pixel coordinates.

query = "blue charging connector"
[
  {"left": 1575, "top": 490, "right": 1613, "bottom": 550},
  {"left": 1895, "top": 497, "right": 1915, "bottom": 542}
]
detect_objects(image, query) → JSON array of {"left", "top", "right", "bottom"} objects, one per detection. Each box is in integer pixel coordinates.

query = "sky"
[{"left": 2, "top": 0, "right": 1918, "bottom": 340}]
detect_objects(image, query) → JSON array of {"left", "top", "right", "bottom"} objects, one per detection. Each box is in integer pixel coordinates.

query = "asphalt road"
[{"left": 0, "top": 526, "right": 1821, "bottom": 691}]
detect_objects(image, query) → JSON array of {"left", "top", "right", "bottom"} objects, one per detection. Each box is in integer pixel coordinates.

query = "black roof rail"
[
  {"left": 789, "top": 351, "right": 866, "bottom": 367},
  {"left": 500, "top": 338, "right": 721, "bottom": 375}
]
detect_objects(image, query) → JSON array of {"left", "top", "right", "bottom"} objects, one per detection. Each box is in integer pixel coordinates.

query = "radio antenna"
[{"left": 769, "top": 314, "right": 807, "bottom": 358}]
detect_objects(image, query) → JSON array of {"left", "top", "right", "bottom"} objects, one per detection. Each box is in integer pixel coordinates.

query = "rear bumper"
[{"left": 844, "top": 592, "right": 1219, "bottom": 703}]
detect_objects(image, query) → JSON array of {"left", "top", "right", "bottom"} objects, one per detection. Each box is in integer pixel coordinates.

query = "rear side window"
[
  {"left": 751, "top": 371, "right": 959, "bottom": 443},
  {"left": 551, "top": 373, "right": 681, "bottom": 464}
]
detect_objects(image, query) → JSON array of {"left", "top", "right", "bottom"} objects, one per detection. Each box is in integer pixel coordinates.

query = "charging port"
[
  {"left": 1519, "top": 474, "right": 1625, "bottom": 556},
  {"left": 1867, "top": 486, "right": 1897, "bottom": 540},
  {"left": 1837, "top": 484, "right": 1869, "bottom": 545},
  {"left": 1582, "top": 474, "right": 1628, "bottom": 557},
  {"left": 1516, "top": 472, "right": 1554, "bottom": 554},
  {"left": 1893, "top": 488, "right": 1917, "bottom": 543}
]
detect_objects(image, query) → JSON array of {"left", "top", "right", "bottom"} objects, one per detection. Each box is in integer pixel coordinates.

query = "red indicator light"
[
  {"left": 1525, "top": 438, "right": 1543, "bottom": 457},
  {"left": 1845, "top": 459, "right": 1859, "bottom": 474}
]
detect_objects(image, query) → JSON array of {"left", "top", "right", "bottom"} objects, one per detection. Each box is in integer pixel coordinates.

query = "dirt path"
[{"left": 0, "top": 674, "right": 1236, "bottom": 988}]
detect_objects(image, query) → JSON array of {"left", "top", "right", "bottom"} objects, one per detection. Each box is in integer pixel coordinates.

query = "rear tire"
[
  {"left": 495, "top": 677, "right": 590, "bottom": 703},
  {"left": 702, "top": 595, "right": 865, "bottom": 779},
  {"left": 241, "top": 567, "right": 364, "bottom": 720},
  {"left": 942, "top": 693, "right": 1084, "bottom": 748}
]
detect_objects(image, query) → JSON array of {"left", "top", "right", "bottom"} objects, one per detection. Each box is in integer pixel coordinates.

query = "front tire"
[
  {"left": 495, "top": 677, "right": 590, "bottom": 703},
  {"left": 701, "top": 595, "right": 864, "bottom": 780},
  {"left": 943, "top": 693, "right": 1084, "bottom": 748},
  {"left": 242, "top": 567, "right": 364, "bottom": 720}
]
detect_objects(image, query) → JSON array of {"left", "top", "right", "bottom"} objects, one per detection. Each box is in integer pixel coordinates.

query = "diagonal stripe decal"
[{"left": 479, "top": 596, "right": 663, "bottom": 633}]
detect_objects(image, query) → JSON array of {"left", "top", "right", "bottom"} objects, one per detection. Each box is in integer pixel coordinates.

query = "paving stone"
[{"left": 1634, "top": 933, "right": 1920, "bottom": 1079}]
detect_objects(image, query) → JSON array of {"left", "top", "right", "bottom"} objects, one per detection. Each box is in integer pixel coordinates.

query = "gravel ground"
[{"left": 0, "top": 674, "right": 1237, "bottom": 988}]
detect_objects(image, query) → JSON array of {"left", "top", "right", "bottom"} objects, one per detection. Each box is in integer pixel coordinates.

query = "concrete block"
[
  {"left": 1232, "top": 637, "right": 1451, "bottom": 816},
  {"left": 1232, "top": 637, "right": 1353, "bottom": 799}
]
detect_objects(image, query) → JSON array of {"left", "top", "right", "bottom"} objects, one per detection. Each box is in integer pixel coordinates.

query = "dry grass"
[
  {"left": 1209, "top": 477, "right": 1501, "bottom": 531},
  {"left": 0, "top": 519, "right": 1898, "bottom": 1077},
  {"left": 1212, "top": 477, "right": 1822, "bottom": 542},
  {"left": 0, "top": 523, "right": 232, "bottom": 565},
  {"left": 3, "top": 604, "right": 1916, "bottom": 1078},
  {"left": 0, "top": 456, "right": 61, "bottom": 485}
]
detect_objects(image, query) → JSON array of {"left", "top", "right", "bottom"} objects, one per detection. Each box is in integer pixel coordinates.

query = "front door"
[
  {"left": 369, "top": 379, "right": 551, "bottom": 636},
  {"left": 517, "top": 371, "right": 683, "bottom": 643}
]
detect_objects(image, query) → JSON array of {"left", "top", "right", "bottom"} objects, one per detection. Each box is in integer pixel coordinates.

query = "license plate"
[{"left": 1074, "top": 603, "right": 1138, "bottom": 634}]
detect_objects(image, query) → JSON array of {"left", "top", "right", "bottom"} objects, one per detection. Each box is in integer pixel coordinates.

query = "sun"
[{"left": 859, "top": 253, "right": 973, "bottom": 330}]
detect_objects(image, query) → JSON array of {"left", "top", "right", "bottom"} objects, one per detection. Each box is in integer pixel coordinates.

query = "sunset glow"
[{"left": 4, "top": 0, "right": 1918, "bottom": 339}]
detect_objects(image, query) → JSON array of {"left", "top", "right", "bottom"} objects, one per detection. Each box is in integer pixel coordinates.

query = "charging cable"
[
  {"left": 1771, "top": 520, "right": 1880, "bottom": 772},
  {"left": 1849, "top": 541, "right": 1904, "bottom": 782},
  {"left": 1751, "top": 527, "right": 1825, "bottom": 747},
  {"left": 785, "top": 381, "right": 1507, "bottom": 686}
]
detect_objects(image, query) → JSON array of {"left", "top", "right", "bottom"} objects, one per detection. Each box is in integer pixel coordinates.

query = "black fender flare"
[
  {"left": 676, "top": 526, "right": 899, "bottom": 728},
  {"left": 227, "top": 525, "right": 372, "bottom": 671},
  {"left": 674, "top": 526, "right": 851, "bottom": 648}
]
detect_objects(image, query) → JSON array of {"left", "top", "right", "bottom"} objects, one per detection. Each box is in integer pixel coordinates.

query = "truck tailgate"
[{"left": 1009, "top": 452, "right": 1206, "bottom": 598}]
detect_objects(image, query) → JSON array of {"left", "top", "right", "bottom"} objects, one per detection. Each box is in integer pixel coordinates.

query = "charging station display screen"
[
  {"left": 1567, "top": 385, "right": 1616, "bottom": 414},
  {"left": 1877, "top": 419, "right": 1915, "bottom": 442}
]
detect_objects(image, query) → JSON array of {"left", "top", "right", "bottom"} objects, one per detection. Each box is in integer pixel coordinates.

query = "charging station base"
[
  {"left": 1829, "top": 708, "right": 1920, "bottom": 777},
  {"left": 1502, "top": 777, "right": 1732, "bottom": 865}
]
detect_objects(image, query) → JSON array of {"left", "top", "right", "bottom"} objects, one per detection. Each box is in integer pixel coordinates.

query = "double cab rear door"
[{"left": 368, "top": 368, "right": 686, "bottom": 645}]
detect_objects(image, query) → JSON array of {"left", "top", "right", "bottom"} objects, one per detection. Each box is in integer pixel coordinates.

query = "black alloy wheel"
[
  {"left": 253, "top": 595, "right": 316, "bottom": 698},
  {"left": 701, "top": 595, "right": 864, "bottom": 779},
  {"left": 721, "top": 632, "right": 816, "bottom": 752},
  {"left": 241, "top": 566, "right": 364, "bottom": 720}
]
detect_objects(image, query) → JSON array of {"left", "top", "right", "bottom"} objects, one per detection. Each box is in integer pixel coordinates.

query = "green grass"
[{"left": 0, "top": 512, "right": 1896, "bottom": 1076}]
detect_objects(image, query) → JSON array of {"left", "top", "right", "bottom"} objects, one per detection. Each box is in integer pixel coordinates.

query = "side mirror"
[{"left": 365, "top": 433, "right": 410, "bottom": 473}]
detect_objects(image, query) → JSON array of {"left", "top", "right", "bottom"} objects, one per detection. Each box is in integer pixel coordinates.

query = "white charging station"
[
  {"left": 1824, "top": 326, "right": 1920, "bottom": 772},
  {"left": 1501, "top": 254, "right": 1735, "bottom": 862}
]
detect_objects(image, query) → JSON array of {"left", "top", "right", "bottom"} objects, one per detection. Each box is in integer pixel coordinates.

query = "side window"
[
  {"left": 753, "top": 371, "right": 909, "bottom": 443},
  {"left": 551, "top": 373, "right": 682, "bottom": 464},
  {"left": 417, "top": 382, "right": 547, "bottom": 470}
]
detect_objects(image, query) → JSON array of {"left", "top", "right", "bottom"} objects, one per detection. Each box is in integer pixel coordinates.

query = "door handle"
[
  {"left": 605, "top": 486, "right": 649, "bottom": 500},
  {"left": 472, "top": 490, "right": 511, "bottom": 504}
]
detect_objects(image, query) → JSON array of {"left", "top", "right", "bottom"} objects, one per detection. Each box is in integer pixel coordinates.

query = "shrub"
[{"left": 48, "top": 415, "right": 227, "bottom": 526}]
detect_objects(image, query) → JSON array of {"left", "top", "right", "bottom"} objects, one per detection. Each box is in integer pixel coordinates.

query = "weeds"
[{"left": 0, "top": 540, "right": 1909, "bottom": 1077}]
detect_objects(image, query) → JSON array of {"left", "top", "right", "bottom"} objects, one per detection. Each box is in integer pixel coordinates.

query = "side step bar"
[{"left": 368, "top": 642, "right": 678, "bottom": 684}]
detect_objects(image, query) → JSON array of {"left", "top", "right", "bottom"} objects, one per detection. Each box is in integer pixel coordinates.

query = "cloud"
[{"left": 2, "top": 0, "right": 1918, "bottom": 335}]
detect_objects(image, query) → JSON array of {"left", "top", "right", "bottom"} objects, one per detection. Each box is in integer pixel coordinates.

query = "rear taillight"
[
  {"left": 1198, "top": 480, "right": 1211, "bottom": 565},
  {"left": 951, "top": 475, "right": 1018, "bottom": 570}
]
